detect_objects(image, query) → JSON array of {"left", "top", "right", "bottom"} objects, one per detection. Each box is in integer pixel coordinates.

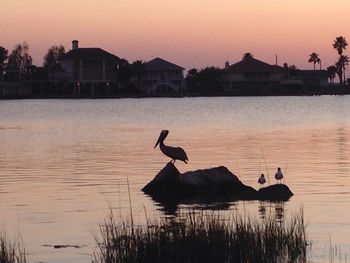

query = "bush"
[{"left": 94, "top": 209, "right": 307, "bottom": 263}]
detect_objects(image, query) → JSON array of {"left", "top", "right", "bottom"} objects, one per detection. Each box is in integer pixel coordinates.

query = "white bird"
[
  {"left": 258, "top": 173, "right": 266, "bottom": 188},
  {"left": 154, "top": 130, "right": 189, "bottom": 164},
  {"left": 275, "top": 167, "right": 283, "bottom": 183}
]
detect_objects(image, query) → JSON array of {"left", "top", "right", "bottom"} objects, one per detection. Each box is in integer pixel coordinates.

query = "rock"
[
  {"left": 142, "top": 162, "right": 293, "bottom": 204},
  {"left": 258, "top": 184, "right": 294, "bottom": 201}
]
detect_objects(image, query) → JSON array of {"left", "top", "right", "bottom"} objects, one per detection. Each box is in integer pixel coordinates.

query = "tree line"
[
  {"left": 0, "top": 43, "right": 147, "bottom": 93},
  {"left": 0, "top": 42, "right": 33, "bottom": 80},
  {"left": 1, "top": 36, "right": 350, "bottom": 86},
  {"left": 308, "top": 36, "right": 349, "bottom": 84}
]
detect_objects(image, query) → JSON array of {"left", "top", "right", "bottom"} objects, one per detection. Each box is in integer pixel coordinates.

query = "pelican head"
[{"left": 154, "top": 130, "right": 169, "bottom": 149}]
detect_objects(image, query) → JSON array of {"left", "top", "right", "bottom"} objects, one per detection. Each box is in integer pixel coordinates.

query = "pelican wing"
[{"left": 161, "top": 145, "right": 189, "bottom": 163}]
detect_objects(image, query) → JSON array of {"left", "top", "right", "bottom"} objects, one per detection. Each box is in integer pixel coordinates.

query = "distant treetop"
[{"left": 243, "top": 52, "right": 254, "bottom": 60}]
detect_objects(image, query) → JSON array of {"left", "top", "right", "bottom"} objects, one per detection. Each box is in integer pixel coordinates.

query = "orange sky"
[{"left": 1, "top": 0, "right": 350, "bottom": 71}]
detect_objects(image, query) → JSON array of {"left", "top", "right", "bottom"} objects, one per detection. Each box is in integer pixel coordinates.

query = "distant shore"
[{"left": 0, "top": 82, "right": 349, "bottom": 99}]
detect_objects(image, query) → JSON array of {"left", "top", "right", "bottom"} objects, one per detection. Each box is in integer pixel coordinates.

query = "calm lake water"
[{"left": 0, "top": 97, "right": 349, "bottom": 263}]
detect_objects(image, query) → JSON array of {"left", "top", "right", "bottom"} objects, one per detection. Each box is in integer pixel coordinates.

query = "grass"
[
  {"left": 0, "top": 232, "right": 26, "bottom": 263},
  {"left": 94, "top": 209, "right": 308, "bottom": 263}
]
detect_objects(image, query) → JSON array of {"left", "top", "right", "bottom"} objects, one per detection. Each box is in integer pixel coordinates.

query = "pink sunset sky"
[{"left": 1, "top": 0, "right": 350, "bottom": 71}]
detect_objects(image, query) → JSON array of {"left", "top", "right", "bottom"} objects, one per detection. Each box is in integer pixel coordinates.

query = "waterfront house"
[
  {"left": 141, "top": 57, "right": 184, "bottom": 95},
  {"left": 222, "top": 56, "right": 285, "bottom": 92},
  {"left": 222, "top": 55, "right": 329, "bottom": 94},
  {"left": 58, "top": 40, "right": 120, "bottom": 96}
]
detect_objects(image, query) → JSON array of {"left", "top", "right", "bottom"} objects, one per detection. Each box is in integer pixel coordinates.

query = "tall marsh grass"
[
  {"left": 94, "top": 209, "right": 308, "bottom": 263},
  {"left": 0, "top": 233, "right": 26, "bottom": 263}
]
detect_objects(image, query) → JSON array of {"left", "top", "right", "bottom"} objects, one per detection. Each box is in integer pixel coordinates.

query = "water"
[{"left": 0, "top": 96, "right": 349, "bottom": 263}]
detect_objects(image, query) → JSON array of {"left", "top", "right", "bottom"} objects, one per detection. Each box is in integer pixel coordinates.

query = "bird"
[
  {"left": 258, "top": 173, "right": 266, "bottom": 188},
  {"left": 154, "top": 130, "right": 189, "bottom": 164},
  {"left": 275, "top": 167, "right": 283, "bottom": 183}
]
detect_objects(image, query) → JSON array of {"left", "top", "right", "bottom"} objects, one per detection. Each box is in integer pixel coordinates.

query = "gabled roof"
[
  {"left": 60, "top": 48, "right": 120, "bottom": 61},
  {"left": 145, "top": 57, "right": 184, "bottom": 71},
  {"left": 228, "top": 57, "right": 284, "bottom": 73}
]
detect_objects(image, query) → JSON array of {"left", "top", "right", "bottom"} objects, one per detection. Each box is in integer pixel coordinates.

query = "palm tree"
[
  {"left": 333, "top": 37, "right": 349, "bottom": 84},
  {"left": 333, "top": 36, "right": 348, "bottom": 55},
  {"left": 327, "top": 65, "right": 337, "bottom": 84},
  {"left": 336, "top": 55, "right": 350, "bottom": 84},
  {"left": 308, "top": 52, "right": 321, "bottom": 70}
]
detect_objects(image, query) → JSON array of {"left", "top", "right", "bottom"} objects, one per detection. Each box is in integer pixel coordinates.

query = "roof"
[
  {"left": 227, "top": 57, "right": 284, "bottom": 73},
  {"left": 60, "top": 48, "right": 120, "bottom": 61},
  {"left": 145, "top": 57, "right": 184, "bottom": 71}
]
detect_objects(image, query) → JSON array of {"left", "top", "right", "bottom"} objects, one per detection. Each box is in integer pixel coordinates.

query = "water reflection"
[
  {"left": 154, "top": 195, "right": 286, "bottom": 225},
  {"left": 259, "top": 201, "right": 267, "bottom": 219},
  {"left": 258, "top": 201, "right": 285, "bottom": 224},
  {"left": 154, "top": 197, "right": 237, "bottom": 216},
  {"left": 0, "top": 97, "right": 349, "bottom": 263},
  {"left": 275, "top": 202, "right": 285, "bottom": 224}
]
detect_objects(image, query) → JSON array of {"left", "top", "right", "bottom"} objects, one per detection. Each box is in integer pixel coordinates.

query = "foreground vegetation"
[
  {"left": 0, "top": 233, "right": 26, "bottom": 263},
  {"left": 94, "top": 210, "right": 308, "bottom": 263}
]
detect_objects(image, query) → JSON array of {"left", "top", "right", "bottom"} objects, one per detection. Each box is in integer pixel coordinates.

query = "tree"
[
  {"left": 131, "top": 60, "right": 145, "bottom": 92},
  {"left": 116, "top": 59, "right": 132, "bottom": 89},
  {"left": 333, "top": 36, "right": 348, "bottom": 55},
  {"left": 43, "top": 45, "right": 65, "bottom": 71},
  {"left": 283, "top": 63, "right": 298, "bottom": 77},
  {"left": 8, "top": 42, "right": 33, "bottom": 75},
  {"left": 185, "top": 68, "right": 199, "bottom": 92},
  {"left": 336, "top": 55, "right": 349, "bottom": 84},
  {"left": 327, "top": 65, "right": 337, "bottom": 84},
  {"left": 333, "top": 36, "right": 348, "bottom": 84},
  {"left": 197, "top": 67, "right": 222, "bottom": 93},
  {"left": 243, "top": 52, "right": 253, "bottom": 60},
  {"left": 0, "top": 46, "right": 8, "bottom": 73},
  {"left": 308, "top": 52, "right": 321, "bottom": 70}
]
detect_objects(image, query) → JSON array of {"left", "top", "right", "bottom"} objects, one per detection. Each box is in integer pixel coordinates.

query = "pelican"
[
  {"left": 154, "top": 130, "right": 189, "bottom": 164},
  {"left": 258, "top": 173, "right": 266, "bottom": 188},
  {"left": 275, "top": 167, "right": 283, "bottom": 183}
]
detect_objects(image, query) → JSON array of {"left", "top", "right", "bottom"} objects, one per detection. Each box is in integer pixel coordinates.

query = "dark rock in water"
[
  {"left": 142, "top": 162, "right": 293, "bottom": 204},
  {"left": 258, "top": 184, "right": 294, "bottom": 201}
]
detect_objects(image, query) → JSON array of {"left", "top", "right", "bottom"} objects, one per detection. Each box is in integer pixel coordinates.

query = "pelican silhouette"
[
  {"left": 154, "top": 130, "right": 189, "bottom": 164},
  {"left": 275, "top": 167, "right": 283, "bottom": 183},
  {"left": 258, "top": 173, "right": 266, "bottom": 188}
]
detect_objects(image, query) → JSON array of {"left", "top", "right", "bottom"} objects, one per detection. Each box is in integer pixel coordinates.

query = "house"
[
  {"left": 141, "top": 57, "right": 184, "bottom": 94},
  {"left": 58, "top": 40, "right": 119, "bottom": 84},
  {"left": 222, "top": 56, "right": 285, "bottom": 92},
  {"left": 222, "top": 55, "right": 329, "bottom": 94}
]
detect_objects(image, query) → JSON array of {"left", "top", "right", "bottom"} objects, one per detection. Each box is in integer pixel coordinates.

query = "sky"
[{"left": 1, "top": 0, "right": 350, "bottom": 71}]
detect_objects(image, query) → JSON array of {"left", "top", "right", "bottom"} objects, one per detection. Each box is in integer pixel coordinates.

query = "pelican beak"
[{"left": 154, "top": 138, "right": 160, "bottom": 149}]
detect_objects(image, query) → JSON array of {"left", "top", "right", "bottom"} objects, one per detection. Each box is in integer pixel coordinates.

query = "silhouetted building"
[
  {"left": 222, "top": 57, "right": 285, "bottom": 92},
  {"left": 58, "top": 40, "right": 119, "bottom": 83},
  {"left": 222, "top": 56, "right": 329, "bottom": 93},
  {"left": 141, "top": 57, "right": 184, "bottom": 94}
]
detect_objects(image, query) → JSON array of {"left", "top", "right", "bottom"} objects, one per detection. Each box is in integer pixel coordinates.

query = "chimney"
[
  {"left": 225, "top": 61, "right": 230, "bottom": 70},
  {"left": 72, "top": 40, "right": 79, "bottom": 50}
]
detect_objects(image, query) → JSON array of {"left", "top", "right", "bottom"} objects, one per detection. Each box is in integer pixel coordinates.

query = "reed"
[
  {"left": 0, "top": 233, "right": 26, "bottom": 263},
  {"left": 94, "top": 209, "right": 308, "bottom": 263}
]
